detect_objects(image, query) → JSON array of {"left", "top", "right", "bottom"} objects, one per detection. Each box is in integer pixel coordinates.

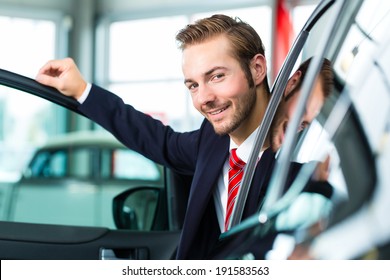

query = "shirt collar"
[{"left": 229, "top": 126, "right": 263, "bottom": 163}]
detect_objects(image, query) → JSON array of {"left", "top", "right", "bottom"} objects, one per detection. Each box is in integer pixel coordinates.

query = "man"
[
  {"left": 269, "top": 57, "right": 334, "bottom": 152},
  {"left": 36, "top": 14, "right": 274, "bottom": 259}
]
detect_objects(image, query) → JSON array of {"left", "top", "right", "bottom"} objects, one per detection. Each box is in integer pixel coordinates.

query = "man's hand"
[{"left": 36, "top": 57, "right": 87, "bottom": 100}]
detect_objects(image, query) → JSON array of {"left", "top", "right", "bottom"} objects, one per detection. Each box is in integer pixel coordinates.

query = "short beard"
[{"left": 212, "top": 87, "right": 257, "bottom": 136}]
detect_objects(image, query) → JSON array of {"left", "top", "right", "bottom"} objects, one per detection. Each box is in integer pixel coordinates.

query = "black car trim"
[
  {"left": 0, "top": 221, "right": 109, "bottom": 244},
  {"left": 0, "top": 68, "right": 84, "bottom": 116},
  {"left": 0, "top": 223, "right": 181, "bottom": 259}
]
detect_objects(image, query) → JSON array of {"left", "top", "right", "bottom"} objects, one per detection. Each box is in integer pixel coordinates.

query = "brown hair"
[
  {"left": 176, "top": 14, "right": 269, "bottom": 92},
  {"left": 294, "top": 57, "right": 334, "bottom": 99}
]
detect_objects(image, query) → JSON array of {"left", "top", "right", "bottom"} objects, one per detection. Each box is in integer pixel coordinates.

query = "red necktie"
[{"left": 225, "top": 148, "right": 246, "bottom": 231}]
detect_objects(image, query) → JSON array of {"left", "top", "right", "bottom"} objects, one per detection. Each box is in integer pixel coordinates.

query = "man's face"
[
  {"left": 182, "top": 35, "right": 257, "bottom": 137},
  {"left": 270, "top": 74, "right": 325, "bottom": 152}
]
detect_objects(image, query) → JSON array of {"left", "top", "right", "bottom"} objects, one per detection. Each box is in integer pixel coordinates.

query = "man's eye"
[
  {"left": 188, "top": 83, "right": 198, "bottom": 90},
  {"left": 212, "top": 73, "right": 224, "bottom": 81}
]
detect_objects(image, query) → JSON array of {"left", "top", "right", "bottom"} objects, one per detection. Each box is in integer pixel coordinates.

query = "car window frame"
[{"left": 0, "top": 68, "right": 82, "bottom": 115}]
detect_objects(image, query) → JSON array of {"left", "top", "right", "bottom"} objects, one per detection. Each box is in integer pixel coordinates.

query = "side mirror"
[{"left": 113, "top": 187, "right": 160, "bottom": 230}]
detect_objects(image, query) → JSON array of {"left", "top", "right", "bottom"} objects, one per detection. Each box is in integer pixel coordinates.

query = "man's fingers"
[
  {"left": 36, "top": 60, "right": 61, "bottom": 85},
  {"left": 36, "top": 58, "right": 73, "bottom": 89},
  {"left": 35, "top": 58, "right": 85, "bottom": 98},
  {"left": 35, "top": 73, "right": 60, "bottom": 88}
]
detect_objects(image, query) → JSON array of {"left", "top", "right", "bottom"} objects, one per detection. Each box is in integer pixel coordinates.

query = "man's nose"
[{"left": 197, "top": 84, "right": 215, "bottom": 105}]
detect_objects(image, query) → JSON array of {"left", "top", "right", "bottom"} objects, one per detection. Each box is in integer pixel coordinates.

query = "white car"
[{"left": 3, "top": 130, "right": 163, "bottom": 229}]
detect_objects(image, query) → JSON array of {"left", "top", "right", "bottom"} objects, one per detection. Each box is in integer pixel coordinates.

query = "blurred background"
[{"left": 0, "top": 0, "right": 319, "bottom": 181}]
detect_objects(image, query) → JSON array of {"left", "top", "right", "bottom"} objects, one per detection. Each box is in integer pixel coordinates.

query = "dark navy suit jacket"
[{"left": 78, "top": 85, "right": 276, "bottom": 259}]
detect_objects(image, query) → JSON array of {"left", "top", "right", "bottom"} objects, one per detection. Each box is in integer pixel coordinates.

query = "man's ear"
[
  {"left": 251, "top": 54, "right": 267, "bottom": 86},
  {"left": 284, "top": 70, "right": 302, "bottom": 97}
]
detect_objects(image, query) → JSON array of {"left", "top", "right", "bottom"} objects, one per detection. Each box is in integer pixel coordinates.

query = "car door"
[{"left": 0, "top": 69, "right": 191, "bottom": 259}]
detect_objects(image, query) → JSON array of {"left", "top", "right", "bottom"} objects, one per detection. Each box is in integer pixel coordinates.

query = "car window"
[
  {"left": 224, "top": 0, "right": 388, "bottom": 259},
  {"left": 266, "top": 0, "right": 390, "bottom": 259},
  {"left": 101, "top": 148, "right": 161, "bottom": 181},
  {"left": 27, "top": 146, "right": 162, "bottom": 181},
  {"left": 266, "top": 0, "right": 378, "bottom": 232},
  {"left": 278, "top": 1, "right": 390, "bottom": 224},
  {"left": 261, "top": 0, "right": 347, "bottom": 221},
  {"left": 27, "top": 148, "right": 92, "bottom": 179}
]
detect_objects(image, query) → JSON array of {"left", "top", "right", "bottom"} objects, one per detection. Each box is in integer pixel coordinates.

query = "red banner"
[{"left": 273, "top": 0, "right": 294, "bottom": 80}]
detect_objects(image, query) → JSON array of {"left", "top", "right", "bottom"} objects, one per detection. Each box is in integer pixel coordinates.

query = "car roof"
[{"left": 39, "top": 130, "right": 126, "bottom": 149}]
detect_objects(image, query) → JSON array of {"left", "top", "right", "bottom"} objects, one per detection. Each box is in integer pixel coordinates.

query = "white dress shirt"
[
  {"left": 214, "top": 127, "right": 263, "bottom": 232},
  {"left": 77, "top": 82, "right": 92, "bottom": 104}
]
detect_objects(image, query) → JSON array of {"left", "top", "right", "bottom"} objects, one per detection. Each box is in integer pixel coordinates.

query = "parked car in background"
[
  {"left": 0, "top": 0, "right": 388, "bottom": 260},
  {"left": 2, "top": 130, "right": 163, "bottom": 228}
]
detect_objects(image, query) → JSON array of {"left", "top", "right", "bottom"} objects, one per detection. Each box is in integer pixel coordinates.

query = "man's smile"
[{"left": 208, "top": 106, "right": 229, "bottom": 115}]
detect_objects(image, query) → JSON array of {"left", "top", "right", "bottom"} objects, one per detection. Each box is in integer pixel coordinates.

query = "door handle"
[{"left": 100, "top": 248, "right": 149, "bottom": 260}]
